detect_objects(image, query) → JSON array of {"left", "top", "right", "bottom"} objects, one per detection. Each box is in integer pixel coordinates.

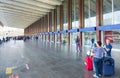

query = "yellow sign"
[{"left": 6, "top": 67, "right": 12, "bottom": 74}]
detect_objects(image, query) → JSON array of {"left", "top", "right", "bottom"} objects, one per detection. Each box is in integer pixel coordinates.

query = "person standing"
[
  {"left": 104, "top": 39, "right": 112, "bottom": 57},
  {"left": 91, "top": 38, "right": 95, "bottom": 48},
  {"left": 93, "top": 41, "right": 105, "bottom": 78},
  {"left": 76, "top": 36, "right": 80, "bottom": 52}
]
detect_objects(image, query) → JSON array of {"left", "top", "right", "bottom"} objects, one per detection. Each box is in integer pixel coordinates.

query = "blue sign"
[
  {"left": 59, "top": 30, "right": 67, "bottom": 34},
  {"left": 99, "top": 24, "right": 120, "bottom": 31},
  {"left": 41, "top": 32, "right": 43, "bottom": 35},
  {"left": 45, "top": 32, "right": 49, "bottom": 35},
  {"left": 49, "top": 32, "right": 53, "bottom": 34},
  {"left": 54, "top": 31, "right": 59, "bottom": 34},
  {"left": 80, "top": 27, "right": 96, "bottom": 32},
  {"left": 68, "top": 29, "right": 79, "bottom": 33},
  {"left": 42, "top": 32, "right": 45, "bottom": 35}
]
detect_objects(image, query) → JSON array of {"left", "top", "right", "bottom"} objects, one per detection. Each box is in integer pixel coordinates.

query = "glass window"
[
  {"left": 57, "top": 6, "right": 60, "bottom": 30},
  {"left": 55, "top": 34, "right": 60, "bottom": 42},
  {"left": 114, "top": 0, "right": 120, "bottom": 24},
  {"left": 63, "top": 0, "right": 68, "bottom": 30},
  {"left": 90, "top": 0, "right": 96, "bottom": 26},
  {"left": 72, "top": 0, "right": 79, "bottom": 29},
  {"left": 84, "top": 0, "right": 96, "bottom": 27},
  {"left": 51, "top": 34, "right": 54, "bottom": 42},
  {"left": 103, "top": 0, "right": 120, "bottom": 25},
  {"left": 84, "top": 0, "right": 89, "bottom": 27},
  {"left": 103, "top": 0, "right": 112, "bottom": 25},
  {"left": 46, "top": 35, "right": 49, "bottom": 41},
  {"left": 48, "top": 14, "right": 49, "bottom": 32},
  {"left": 70, "top": 33, "right": 79, "bottom": 44},
  {"left": 83, "top": 32, "right": 96, "bottom": 46},
  {"left": 46, "top": 15, "right": 48, "bottom": 32},
  {"left": 62, "top": 33, "right": 68, "bottom": 43},
  {"left": 52, "top": 11, "right": 54, "bottom": 32}
]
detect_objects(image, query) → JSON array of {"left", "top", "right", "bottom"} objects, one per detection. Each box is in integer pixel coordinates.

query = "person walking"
[
  {"left": 93, "top": 41, "right": 105, "bottom": 78},
  {"left": 76, "top": 36, "right": 80, "bottom": 52}
]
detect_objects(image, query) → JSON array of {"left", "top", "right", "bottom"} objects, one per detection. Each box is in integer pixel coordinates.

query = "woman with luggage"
[{"left": 93, "top": 41, "right": 105, "bottom": 78}]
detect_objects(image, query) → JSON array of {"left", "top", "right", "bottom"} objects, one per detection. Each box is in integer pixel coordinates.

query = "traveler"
[
  {"left": 104, "top": 39, "right": 112, "bottom": 57},
  {"left": 76, "top": 36, "right": 80, "bottom": 52},
  {"left": 93, "top": 41, "right": 105, "bottom": 78},
  {"left": 91, "top": 38, "right": 95, "bottom": 48}
]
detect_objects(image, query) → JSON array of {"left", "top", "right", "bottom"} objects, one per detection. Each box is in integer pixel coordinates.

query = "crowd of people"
[
  {"left": 0, "top": 35, "right": 35, "bottom": 44},
  {"left": 0, "top": 37, "right": 11, "bottom": 44}
]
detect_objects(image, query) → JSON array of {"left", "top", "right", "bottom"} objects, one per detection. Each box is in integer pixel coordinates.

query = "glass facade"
[
  {"left": 114, "top": 0, "right": 120, "bottom": 24},
  {"left": 63, "top": 0, "right": 68, "bottom": 30},
  {"left": 102, "top": 0, "right": 120, "bottom": 49},
  {"left": 83, "top": 32, "right": 96, "bottom": 46},
  {"left": 61, "top": 0, "right": 68, "bottom": 43},
  {"left": 57, "top": 6, "right": 60, "bottom": 30},
  {"left": 72, "top": 0, "right": 79, "bottom": 29},
  {"left": 25, "top": 0, "right": 120, "bottom": 50},
  {"left": 46, "top": 35, "right": 49, "bottom": 42},
  {"left": 70, "top": 0, "right": 79, "bottom": 44},
  {"left": 103, "top": 0, "right": 120, "bottom": 25},
  {"left": 51, "top": 11, "right": 54, "bottom": 42},
  {"left": 103, "top": 0, "right": 112, "bottom": 25},
  {"left": 70, "top": 33, "right": 79, "bottom": 44},
  {"left": 51, "top": 35, "right": 54, "bottom": 42},
  {"left": 52, "top": 11, "right": 54, "bottom": 32},
  {"left": 55, "top": 34, "right": 60, "bottom": 43},
  {"left": 43, "top": 35, "right": 45, "bottom": 41},
  {"left": 84, "top": 0, "right": 96, "bottom": 27},
  {"left": 62, "top": 33, "right": 68, "bottom": 43},
  {"left": 46, "top": 16, "right": 49, "bottom": 41},
  {"left": 55, "top": 6, "right": 60, "bottom": 43}
]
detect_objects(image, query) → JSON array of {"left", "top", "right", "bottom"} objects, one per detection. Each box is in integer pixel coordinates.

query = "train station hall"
[{"left": 0, "top": 0, "right": 120, "bottom": 78}]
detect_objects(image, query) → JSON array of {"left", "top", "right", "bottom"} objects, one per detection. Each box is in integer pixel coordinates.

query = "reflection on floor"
[{"left": 0, "top": 39, "right": 119, "bottom": 78}]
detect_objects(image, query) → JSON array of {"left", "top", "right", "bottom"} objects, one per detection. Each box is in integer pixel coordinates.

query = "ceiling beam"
[
  {"left": 2, "top": 16, "right": 39, "bottom": 25},
  {"left": 36, "top": 0, "right": 62, "bottom": 5},
  {"left": 0, "top": 0, "right": 50, "bottom": 12},
  {"left": 0, "top": 10, "right": 42, "bottom": 17},
  {"left": 3, "top": 17, "right": 39, "bottom": 23},
  {"left": 0, "top": 4, "right": 47, "bottom": 15},
  {"left": 0, "top": 1, "right": 50, "bottom": 13},
  {"left": 0, "top": 11, "right": 41, "bottom": 19},
  {"left": 14, "top": 0, "right": 55, "bottom": 9},
  {"left": 0, "top": 7, "right": 46, "bottom": 15}
]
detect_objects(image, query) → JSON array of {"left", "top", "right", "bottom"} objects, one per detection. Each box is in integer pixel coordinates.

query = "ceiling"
[{"left": 0, "top": 0, "right": 63, "bottom": 29}]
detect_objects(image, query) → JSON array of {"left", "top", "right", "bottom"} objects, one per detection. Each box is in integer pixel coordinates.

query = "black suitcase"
[{"left": 102, "top": 57, "right": 115, "bottom": 76}]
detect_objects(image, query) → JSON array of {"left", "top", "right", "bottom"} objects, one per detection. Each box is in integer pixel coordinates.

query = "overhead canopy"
[{"left": 0, "top": 0, "right": 63, "bottom": 28}]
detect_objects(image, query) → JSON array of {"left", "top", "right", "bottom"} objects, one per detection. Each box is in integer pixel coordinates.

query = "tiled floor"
[{"left": 0, "top": 39, "right": 119, "bottom": 78}]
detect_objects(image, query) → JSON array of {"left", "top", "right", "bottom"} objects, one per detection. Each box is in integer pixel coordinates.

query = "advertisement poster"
[
  {"left": 104, "top": 31, "right": 113, "bottom": 43},
  {"left": 104, "top": 31, "right": 120, "bottom": 49}
]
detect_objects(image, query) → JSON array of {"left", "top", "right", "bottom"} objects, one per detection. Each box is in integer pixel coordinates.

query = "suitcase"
[
  {"left": 85, "top": 55, "right": 93, "bottom": 70},
  {"left": 102, "top": 57, "right": 115, "bottom": 76}
]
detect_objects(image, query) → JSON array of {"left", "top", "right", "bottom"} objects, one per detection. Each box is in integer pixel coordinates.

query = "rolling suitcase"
[
  {"left": 85, "top": 55, "right": 93, "bottom": 70},
  {"left": 102, "top": 57, "right": 115, "bottom": 76}
]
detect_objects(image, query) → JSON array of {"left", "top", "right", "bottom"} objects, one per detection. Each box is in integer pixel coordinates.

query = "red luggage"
[{"left": 85, "top": 55, "right": 93, "bottom": 70}]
